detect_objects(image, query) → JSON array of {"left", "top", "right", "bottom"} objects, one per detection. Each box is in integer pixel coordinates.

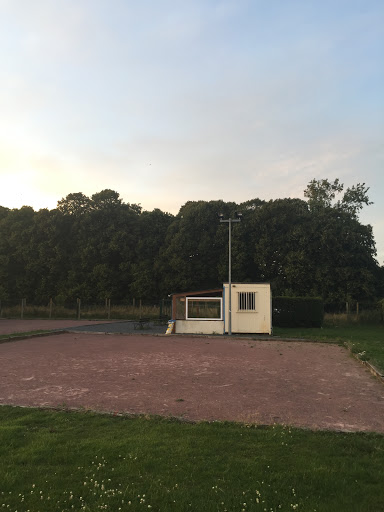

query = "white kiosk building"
[{"left": 171, "top": 283, "right": 271, "bottom": 335}]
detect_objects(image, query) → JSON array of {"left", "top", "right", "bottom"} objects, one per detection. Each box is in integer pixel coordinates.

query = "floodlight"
[{"left": 217, "top": 212, "right": 242, "bottom": 335}]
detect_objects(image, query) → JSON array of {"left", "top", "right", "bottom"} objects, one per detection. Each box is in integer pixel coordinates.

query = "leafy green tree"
[
  {"left": 339, "top": 183, "right": 373, "bottom": 217},
  {"left": 304, "top": 207, "right": 377, "bottom": 303},
  {"left": 242, "top": 192, "right": 378, "bottom": 303},
  {"left": 302, "top": 178, "right": 377, "bottom": 302},
  {"left": 0, "top": 207, "right": 10, "bottom": 302},
  {"left": 304, "top": 178, "right": 343, "bottom": 208},
  {"left": 0, "top": 206, "right": 36, "bottom": 302},
  {"left": 130, "top": 209, "right": 174, "bottom": 299},
  {"left": 0, "top": 180, "right": 380, "bottom": 308},
  {"left": 91, "top": 189, "right": 122, "bottom": 210},
  {"left": 57, "top": 192, "right": 92, "bottom": 215},
  {"left": 244, "top": 198, "right": 312, "bottom": 295},
  {"left": 304, "top": 178, "right": 373, "bottom": 218},
  {"left": 60, "top": 191, "right": 142, "bottom": 302},
  {"left": 158, "top": 200, "right": 238, "bottom": 294}
]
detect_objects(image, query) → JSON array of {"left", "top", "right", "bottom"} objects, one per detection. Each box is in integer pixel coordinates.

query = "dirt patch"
[{"left": 0, "top": 333, "right": 383, "bottom": 432}]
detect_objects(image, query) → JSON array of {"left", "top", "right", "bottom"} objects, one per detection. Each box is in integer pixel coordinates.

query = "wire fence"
[
  {"left": 324, "top": 301, "right": 383, "bottom": 324},
  {"left": 0, "top": 298, "right": 172, "bottom": 322},
  {"left": 1, "top": 298, "right": 382, "bottom": 324},
  {"left": 324, "top": 301, "right": 379, "bottom": 314}
]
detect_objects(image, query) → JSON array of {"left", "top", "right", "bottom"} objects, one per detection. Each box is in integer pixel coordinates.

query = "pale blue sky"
[{"left": 0, "top": 0, "right": 383, "bottom": 262}]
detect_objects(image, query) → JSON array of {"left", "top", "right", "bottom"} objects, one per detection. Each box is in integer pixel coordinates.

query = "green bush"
[{"left": 273, "top": 296, "right": 324, "bottom": 328}]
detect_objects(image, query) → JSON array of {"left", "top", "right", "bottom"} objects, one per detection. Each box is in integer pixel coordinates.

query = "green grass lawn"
[
  {"left": 273, "top": 324, "right": 384, "bottom": 374},
  {"left": 0, "top": 406, "right": 384, "bottom": 512}
]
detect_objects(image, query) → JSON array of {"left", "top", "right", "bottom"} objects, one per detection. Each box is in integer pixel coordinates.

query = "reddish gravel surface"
[
  {"left": 0, "top": 319, "right": 114, "bottom": 335},
  {"left": 1, "top": 332, "right": 383, "bottom": 432}
]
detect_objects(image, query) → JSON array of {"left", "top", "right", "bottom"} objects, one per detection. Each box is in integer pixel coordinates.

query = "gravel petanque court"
[{"left": 0, "top": 331, "right": 383, "bottom": 433}]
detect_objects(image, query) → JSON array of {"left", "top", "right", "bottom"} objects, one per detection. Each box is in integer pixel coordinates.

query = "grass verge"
[
  {"left": 0, "top": 406, "right": 384, "bottom": 512},
  {"left": 0, "top": 330, "right": 52, "bottom": 342},
  {"left": 273, "top": 324, "right": 384, "bottom": 374}
]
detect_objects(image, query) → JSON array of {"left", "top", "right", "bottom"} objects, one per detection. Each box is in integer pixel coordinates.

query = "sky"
[{"left": 0, "top": 0, "right": 383, "bottom": 263}]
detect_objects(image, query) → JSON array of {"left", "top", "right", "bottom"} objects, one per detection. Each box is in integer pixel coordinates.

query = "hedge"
[{"left": 273, "top": 296, "right": 324, "bottom": 328}]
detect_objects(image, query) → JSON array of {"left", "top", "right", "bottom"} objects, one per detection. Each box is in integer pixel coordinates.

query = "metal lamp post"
[{"left": 219, "top": 212, "right": 242, "bottom": 335}]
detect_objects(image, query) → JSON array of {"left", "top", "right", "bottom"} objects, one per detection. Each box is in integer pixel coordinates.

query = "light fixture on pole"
[{"left": 219, "top": 211, "right": 242, "bottom": 335}]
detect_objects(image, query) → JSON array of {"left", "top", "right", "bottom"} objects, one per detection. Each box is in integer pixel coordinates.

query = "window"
[
  {"left": 186, "top": 297, "right": 222, "bottom": 320},
  {"left": 238, "top": 292, "right": 256, "bottom": 311}
]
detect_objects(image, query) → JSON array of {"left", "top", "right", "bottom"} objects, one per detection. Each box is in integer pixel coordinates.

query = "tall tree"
[
  {"left": 304, "top": 178, "right": 373, "bottom": 218},
  {"left": 304, "top": 178, "right": 343, "bottom": 208},
  {"left": 57, "top": 192, "right": 92, "bottom": 215},
  {"left": 0, "top": 206, "right": 36, "bottom": 302},
  {"left": 303, "top": 178, "right": 377, "bottom": 302},
  {"left": 158, "top": 200, "right": 238, "bottom": 294},
  {"left": 0, "top": 181, "right": 380, "bottom": 306},
  {"left": 130, "top": 209, "right": 174, "bottom": 299}
]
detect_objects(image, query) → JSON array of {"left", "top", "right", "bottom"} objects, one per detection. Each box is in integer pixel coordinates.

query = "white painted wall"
[{"left": 175, "top": 320, "right": 224, "bottom": 335}]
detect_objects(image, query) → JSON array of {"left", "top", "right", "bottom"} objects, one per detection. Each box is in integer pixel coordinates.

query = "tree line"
[{"left": 0, "top": 180, "right": 383, "bottom": 306}]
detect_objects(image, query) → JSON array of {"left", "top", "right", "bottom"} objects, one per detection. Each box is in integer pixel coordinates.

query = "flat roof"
[{"left": 171, "top": 288, "right": 222, "bottom": 298}]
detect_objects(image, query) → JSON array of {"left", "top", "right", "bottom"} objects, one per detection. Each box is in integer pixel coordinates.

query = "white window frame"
[{"left": 186, "top": 297, "right": 223, "bottom": 320}]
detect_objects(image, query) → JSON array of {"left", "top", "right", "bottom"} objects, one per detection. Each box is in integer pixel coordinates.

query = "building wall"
[
  {"left": 175, "top": 320, "right": 224, "bottom": 335},
  {"left": 223, "top": 283, "right": 271, "bottom": 334}
]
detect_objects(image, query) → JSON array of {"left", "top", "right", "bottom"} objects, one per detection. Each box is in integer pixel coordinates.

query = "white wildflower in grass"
[{"left": 0, "top": 451, "right": 308, "bottom": 512}]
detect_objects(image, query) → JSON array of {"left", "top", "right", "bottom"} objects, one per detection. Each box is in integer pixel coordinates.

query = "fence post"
[
  {"left": 77, "top": 298, "right": 81, "bottom": 320},
  {"left": 49, "top": 298, "right": 53, "bottom": 319},
  {"left": 21, "top": 298, "right": 26, "bottom": 319},
  {"left": 139, "top": 299, "right": 142, "bottom": 319},
  {"left": 356, "top": 302, "right": 359, "bottom": 316},
  {"left": 346, "top": 301, "right": 349, "bottom": 315},
  {"left": 133, "top": 297, "right": 135, "bottom": 307}
]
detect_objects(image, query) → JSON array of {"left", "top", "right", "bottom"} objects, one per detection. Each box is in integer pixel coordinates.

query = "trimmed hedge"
[{"left": 273, "top": 296, "right": 324, "bottom": 328}]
